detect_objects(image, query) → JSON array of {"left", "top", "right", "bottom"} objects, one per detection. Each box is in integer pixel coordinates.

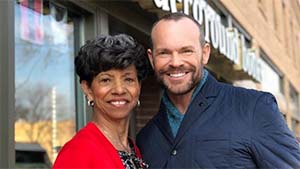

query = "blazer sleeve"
[{"left": 250, "top": 93, "right": 300, "bottom": 168}]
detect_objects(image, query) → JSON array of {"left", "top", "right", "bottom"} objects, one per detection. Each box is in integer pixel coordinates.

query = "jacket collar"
[{"left": 199, "top": 72, "right": 221, "bottom": 98}]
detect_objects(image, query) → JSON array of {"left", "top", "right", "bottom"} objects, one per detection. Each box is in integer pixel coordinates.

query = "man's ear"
[
  {"left": 202, "top": 43, "right": 211, "bottom": 65},
  {"left": 80, "top": 81, "right": 93, "bottom": 100},
  {"left": 147, "top": 49, "right": 154, "bottom": 69}
]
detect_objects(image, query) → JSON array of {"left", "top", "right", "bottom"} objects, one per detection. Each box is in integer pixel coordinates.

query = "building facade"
[{"left": 1, "top": 0, "right": 300, "bottom": 167}]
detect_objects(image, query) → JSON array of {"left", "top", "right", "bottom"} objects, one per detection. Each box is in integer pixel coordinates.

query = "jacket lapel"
[
  {"left": 154, "top": 102, "right": 175, "bottom": 145},
  {"left": 174, "top": 74, "right": 222, "bottom": 145}
]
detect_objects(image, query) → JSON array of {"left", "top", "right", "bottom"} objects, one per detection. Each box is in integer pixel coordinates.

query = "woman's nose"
[{"left": 112, "top": 80, "right": 126, "bottom": 95}]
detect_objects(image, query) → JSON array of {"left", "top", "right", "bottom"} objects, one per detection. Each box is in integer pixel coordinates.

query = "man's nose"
[{"left": 169, "top": 52, "right": 183, "bottom": 67}]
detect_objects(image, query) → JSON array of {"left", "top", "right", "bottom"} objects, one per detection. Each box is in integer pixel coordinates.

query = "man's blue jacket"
[{"left": 136, "top": 73, "right": 300, "bottom": 168}]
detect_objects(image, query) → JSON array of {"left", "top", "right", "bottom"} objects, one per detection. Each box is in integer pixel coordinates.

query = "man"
[{"left": 136, "top": 12, "right": 300, "bottom": 168}]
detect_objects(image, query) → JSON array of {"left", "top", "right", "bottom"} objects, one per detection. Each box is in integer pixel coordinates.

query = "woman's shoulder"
[
  {"left": 74, "top": 122, "right": 101, "bottom": 140},
  {"left": 53, "top": 135, "right": 96, "bottom": 168},
  {"left": 53, "top": 123, "right": 112, "bottom": 168},
  {"left": 58, "top": 122, "right": 102, "bottom": 153},
  {"left": 69, "top": 122, "right": 109, "bottom": 147}
]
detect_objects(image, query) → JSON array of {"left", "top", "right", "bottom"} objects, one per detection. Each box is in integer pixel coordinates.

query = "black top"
[{"left": 117, "top": 139, "right": 149, "bottom": 169}]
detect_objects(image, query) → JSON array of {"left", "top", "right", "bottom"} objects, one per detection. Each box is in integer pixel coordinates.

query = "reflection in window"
[
  {"left": 291, "top": 118, "right": 299, "bottom": 137},
  {"left": 15, "top": 0, "right": 76, "bottom": 164},
  {"left": 259, "top": 53, "right": 289, "bottom": 115},
  {"left": 279, "top": 76, "right": 285, "bottom": 95},
  {"left": 290, "top": 84, "right": 300, "bottom": 118}
]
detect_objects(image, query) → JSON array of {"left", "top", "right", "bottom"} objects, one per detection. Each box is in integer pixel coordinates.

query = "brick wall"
[{"left": 136, "top": 75, "right": 162, "bottom": 133}]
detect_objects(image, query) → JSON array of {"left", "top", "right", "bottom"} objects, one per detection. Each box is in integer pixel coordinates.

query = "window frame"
[{"left": 0, "top": 0, "right": 15, "bottom": 168}]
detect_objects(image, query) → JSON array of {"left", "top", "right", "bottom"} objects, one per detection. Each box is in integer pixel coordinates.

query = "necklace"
[{"left": 96, "top": 123, "right": 131, "bottom": 153}]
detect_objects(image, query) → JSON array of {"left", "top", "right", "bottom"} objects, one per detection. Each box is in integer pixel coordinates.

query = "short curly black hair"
[{"left": 75, "top": 34, "right": 149, "bottom": 86}]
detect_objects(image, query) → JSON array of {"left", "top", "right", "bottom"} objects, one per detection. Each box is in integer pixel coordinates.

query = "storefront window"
[
  {"left": 260, "top": 56, "right": 282, "bottom": 95},
  {"left": 15, "top": 0, "right": 76, "bottom": 165},
  {"left": 259, "top": 53, "right": 290, "bottom": 115}
]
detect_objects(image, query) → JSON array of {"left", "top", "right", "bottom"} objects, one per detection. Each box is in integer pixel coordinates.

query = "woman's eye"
[
  {"left": 100, "top": 78, "right": 110, "bottom": 83},
  {"left": 125, "top": 78, "right": 134, "bottom": 83}
]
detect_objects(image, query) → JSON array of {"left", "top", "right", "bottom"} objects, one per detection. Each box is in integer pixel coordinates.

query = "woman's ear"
[{"left": 80, "top": 81, "right": 93, "bottom": 100}]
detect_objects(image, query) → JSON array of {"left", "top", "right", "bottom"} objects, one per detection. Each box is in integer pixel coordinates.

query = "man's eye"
[
  {"left": 156, "top": 51, "right": 169, "bottom": 56},
  {"left": 182, "top": 50, "right": 193, "bottom": 54},
  {"left": 158, "top": 51, "right": 167, "bottom": 55}
]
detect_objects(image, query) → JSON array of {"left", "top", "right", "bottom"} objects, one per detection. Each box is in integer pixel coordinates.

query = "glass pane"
[
  {"left": 290, "top": 84, "right": 300, "bottom": 118},
  {"left": 291, "top": 119, "right": 299, "bottom": 135},
  {"left": 15, "top": 0, "right": 76, "bottom": 166},
  {"left": 260, "top": 58, "right": 280, "bottom": 94}
]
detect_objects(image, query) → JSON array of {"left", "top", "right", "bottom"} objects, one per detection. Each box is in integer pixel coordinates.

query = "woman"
[{"left": 53, "top": 34, "right": 149, "bottom": 168}]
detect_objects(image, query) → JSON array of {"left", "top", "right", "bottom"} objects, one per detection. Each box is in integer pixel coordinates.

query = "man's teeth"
[
  {"left": 110, "top": 101, "right": 126, "bottom": 105},
  {"left": 169, "top": 72, "right": 186, "bottom": 77}
]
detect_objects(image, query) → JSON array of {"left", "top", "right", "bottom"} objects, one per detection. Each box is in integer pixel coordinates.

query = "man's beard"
[{"left": 155, "top": 66, "right": 202, "bottom": 96}]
